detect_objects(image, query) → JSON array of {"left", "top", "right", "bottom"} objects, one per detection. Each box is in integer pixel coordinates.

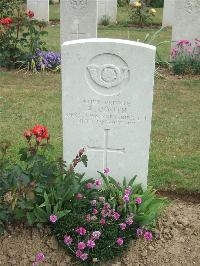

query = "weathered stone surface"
[
  {"left": 62, "top": 39, "right": 156, "bottom": 188},
  {"left": 27, "top": 0, "right": 49, "bottom": 22}
]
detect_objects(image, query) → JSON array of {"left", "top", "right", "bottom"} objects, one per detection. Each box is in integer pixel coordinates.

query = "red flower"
[
  {"left": 0, "top": 17, "right": 13, "bottom": 25},
  {"left": 32, "top": 125, "right": 49, "bottom": 139},
  {"left": 27, "top": 10, "right": 34, "bottom": 19}
]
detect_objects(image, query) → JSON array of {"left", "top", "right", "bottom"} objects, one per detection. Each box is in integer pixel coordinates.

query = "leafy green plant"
[
  {"left": 0, "top": 0, "right": 47, "bottom": 69},
  {"left": 129, "top": 0, "right": 156, "bottom": 26},
  {"left": 53, "top": 171, "right": 167, "bottom": 264},
  {"left": 99, "top": 15, "right": 111, "bottom": 26}
]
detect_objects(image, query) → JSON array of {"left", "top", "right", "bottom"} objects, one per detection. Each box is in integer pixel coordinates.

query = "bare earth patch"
[{"left": 0, "top": 200, "right": 199, "bottom": 266}]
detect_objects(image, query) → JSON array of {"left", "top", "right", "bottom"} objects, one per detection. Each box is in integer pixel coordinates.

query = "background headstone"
[
  {"left": 60, "top": 0, "right": 97, "bottom": 44},
  {"left": 62, "top": 39, "right": 156, "bottom": 188},
  {"left": 98, "top": 0, "right": 118, "bottom": 24},
  {"left": 162, "top": 0, "right": 175, "bottom": 27},
  {"left": 172, "top": 0, "right": 200, "bottom": 46},
  {"left": 27, "top": 0, "right": 49, "bottom": 22}
]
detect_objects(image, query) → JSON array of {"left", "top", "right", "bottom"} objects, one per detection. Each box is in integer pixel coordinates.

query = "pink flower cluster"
[
  {"left": 32, "top": 252, "right": 45, "bottom": 266},
  {"left": 85, "top": 179, "right": 102, "bottom": 190},
  {"left": 137, "top": 228, "right": 153, "bottom": 241},
  {"left": 171, "top": 39, "right": 200, "bottom": 59},
  {"left": 123, "top": 186, "right": 132, "bottom": 203},
  {"left": 64, "top": 230, "right": 101, "bottom": 261}
]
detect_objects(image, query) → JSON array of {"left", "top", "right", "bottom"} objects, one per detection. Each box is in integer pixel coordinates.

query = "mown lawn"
[{"left": 0, "top": 72, "right": 199, "bottom": 193}]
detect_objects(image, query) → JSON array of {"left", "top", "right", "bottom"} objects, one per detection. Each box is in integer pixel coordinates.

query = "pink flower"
[
  {"left": 87, "top": 239, "right": 96, "bottom": 249},
  {"left": 136, "top": 228, "right": 143, "bottom": 237},
  {"left": 101, "top": 209, "right": 107, "bottom": 218},
  {"left": 80, "top": 253, "right": 88, "bottom": 261},
  {"left": 76, "top": 193, "right": 83, "bottom": 200},
  {"left": 91, "top": 231, "right": 101, "bottom": 240},
  {"left": 113, "top": 212, "right": 120, "bottom": 220},
  {"left": 76, "top": 227, "right": 87, "bottom": 236},
  {"left": 49, "top": 214, "right": 57, "bottom": 223},
  {"left": 116, "top": 237, "right": 123, "bottom": 246},
  {"left": 103, "top": 167, "right": 110, "bottom": 174},
  {"left": 98, "top": 196, "right": 105, "bottom": 203},
  {"left": 123, "top": 194, "right": 130, "bottom": 202},
  {"left": 126, "top": 217, "right": 134, "bottom": 225},
  {"left": 125, "top": 187, "right": 132, "bottom": 196},
  {"left": 91, "top": 200, "right": 97, "bottom": 206},
  {"left": 103, "top": 203, "right": 111, "bottom": 209},
  {"left": 93, "top": 208, "right": 98, "bottom": 215},
  {"left": 95, "top": 179, "right": 102, "bottom": 187},
  {"left": 100, "top": 218, "right": 106, "bottom": 225},
  {"left": 35, "top": 252, "right": 45, "bottom": 262},
  {"left": 64, "top": 235, "right": 73, "bottom": 246},
  {"left": 76, "top": 250, "right": 82, "bottom": 258},
  {"left": 144, "top": 231, "right": 153, "bottom": 241},
  {"left": 85, "top": 182, "right": 93, "bottom": 189},
  {"left": 119, "top": 223, "right": 126, "bottom": 230},
  {"left": 177, "top": 39, "right": 191, "bottom": 46},
  {"left": 135, "top": 197, "right": 142, "bottom": 204},
  {"left": 78, "top": 242, "right": 86, "bottom": 250}
]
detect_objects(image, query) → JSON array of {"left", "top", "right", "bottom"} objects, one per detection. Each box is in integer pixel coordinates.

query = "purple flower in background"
[
  {"left": 85, "top": 182, "right": 93, "bottom": 189},
  {"left": 135, "top": 197, "right": 142, "bottom": 204},
  {"left": 78, "top": 242, "right": 86, "bottom": 250},
  {"left": 76, "top": 227, "right": 87, "bottom": 236},
  {"left": 80, "top": 253, "right": 88, "bottom": 261},
  {"left": 123, "top": 194, "right": 130, "bottom": 202},
  {"left": 91, "top": 231, "right": 101, "bottom": 240},
  {"left": 32, "top": 49, "right": 61, "bottom": 71},
  {"left": 95, "top": 179, "right": 102, "bottom": 187},
  {"left": 113, "top": 212, "right": 120, "bottom": 220},
  {"left": 126, "top": 217, "right": 134, "bottom": 225},
  {"left": 104, "top": 167, "right": 110, "bottom": 174}
]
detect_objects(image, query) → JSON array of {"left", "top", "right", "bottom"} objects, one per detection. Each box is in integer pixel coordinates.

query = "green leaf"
[
  {"left": 27, "top": 212, "right": 36, "bottom": 225},
  {"left": 98, "top": 171, "right": 109, "bottom": 187},
  {"left": 81, "top": 155, "right": 88, "bottom": 167},
  {"left": 128, "top": 175, "right": 137, "bottom": 187},
  {"left": 44, "top": 192, "right": 51, "bottom": 215}
]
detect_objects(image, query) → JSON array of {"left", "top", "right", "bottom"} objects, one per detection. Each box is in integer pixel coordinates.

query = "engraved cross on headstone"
[
  {"left": 71, "top": 20, "right": 86, "bottom": 40},
  {"left": 87, "top": 129, "right": 125, "bottom": 170}
]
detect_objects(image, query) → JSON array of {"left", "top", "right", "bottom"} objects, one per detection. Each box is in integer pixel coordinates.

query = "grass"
[
  {"left": 0, "top": 72, "right": 199, "bottom": 193},
  {"left": 49, "top": 4, "right": 163, "bottom": 26}
]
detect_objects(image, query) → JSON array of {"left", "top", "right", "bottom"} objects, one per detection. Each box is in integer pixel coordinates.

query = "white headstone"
[
  {"left": 162, "top": 0, "right": 175, "bottom": 27},
  {"left": 27, "top": 0, "right": 49, "bottom": 22},
  {"left": 62, "top": 39, "right": 156, "bottom": 188},
  {"left": 60, "top": 0, "right": 97, "bottom": 44},
  {"left": 98, "top": 0, "right": 117, "bottom": 24},
  {"left": 172, "top": 0, "right": 200, "bottom": 45}
]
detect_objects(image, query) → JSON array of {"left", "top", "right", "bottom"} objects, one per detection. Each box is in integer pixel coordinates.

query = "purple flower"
[
  {"left": 76, "top": 227, "right": 87, "bottom": 236},
  {"left": 78, "top": 242, "right": 86, "bottom": 250},
  {"left": 103, "top": 203, "right": 111, "bottom": 209},
  {"left": 80, "top": 253, "right": 88, "bottom": 261},
  {"left": 125, "top": 187, "right": 132, "bottom": 196},
  {"left": 144, "top": 231, "right": 153, "bottom": 241},
  {"left": 91, "top": 200, "right": 97, "bottom": 206},
  {"left": 103, "top": 167, "right": 110, "bottom": 174},
  {"left": 35, "top": 252, "right": 45, "bottom": 262},
  {"left": 119, "top": 223, "right": 127, "bottom": 230},
  {"left": 93, "top": 208, "right": 98, "bottom": 215},
  {"left": 113, "top": 212, "right": 120, "bottom": 220},
  {"left": 49, "top": 214, "right": 57, "bottom": 223},
  {"left": 32, "top": 49, "right": 61, "bottom": 71},
  {"left": 85, "top": 182, "right": 93, "bottom": 189},
  {"left": 123, "top": 194, "right": 130, "bottom": 202},
  {"left": 87, "top": 239, "right": 96, "bottom": 249},
  {"left": 76, "top": 250, "right": 82, "bottom": 258},
  {"left": 116, "top": 237, "right": 123, "bottom": 246},
  {"left": 64, "top": 235, "right": 73, "bottom": 246},
  {"left": 126, "top": 217, "right": 134, "bottom": 225},
  {"left": 91, "top": 231, "right": 101, "bottom": 240},
  {"left": 135, "top": 197, "right": 142, "bottom": 204},
  {"left": 95, "top": 179, "right": 102, "bottom": 187},
  {"left": 136, "top": 228, "right": 143, "bottom": 237},
  {"left": 100, "top": 218, "right": 106, "bottom": 225}
]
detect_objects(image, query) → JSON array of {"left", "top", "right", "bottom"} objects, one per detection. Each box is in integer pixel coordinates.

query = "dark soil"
[{"left": 0, "top": 199, "right": 199, "bottom": 266}]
